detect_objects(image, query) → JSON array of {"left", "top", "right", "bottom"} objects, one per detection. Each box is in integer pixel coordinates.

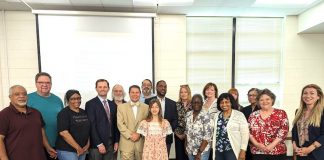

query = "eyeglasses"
[
  {"left": 37, "top": 81, "right": 51, "bottom": 85},
  {"left": 247, "top": 94, "right": 257, "bottom": 97},
  {"left": 70, "top": 97, "right": 81, "bottom": 101}
]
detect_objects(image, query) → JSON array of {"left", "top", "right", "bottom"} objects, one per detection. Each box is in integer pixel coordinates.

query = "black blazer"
[
  {"left": 145, "top": 96, "right": 178, "bottom": 145},
  {"left": 292, "top": 110, "right": 324, "bottom": 160},
  {"left": 85, "top": 97, "right": 120, "bottom": 149}
]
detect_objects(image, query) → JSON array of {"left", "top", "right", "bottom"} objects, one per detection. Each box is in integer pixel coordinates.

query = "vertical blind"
[
  {"left": 187, "top": 17, "right": 283, "bottom": 106},
  {"left": 235, "top": 18, "right": 283, "bottom": 106},
  {"left": 187, "top": 17, "right": 233, "bottom": 95}
]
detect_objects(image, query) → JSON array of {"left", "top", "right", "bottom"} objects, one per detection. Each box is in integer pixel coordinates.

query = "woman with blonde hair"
[
  {"left": 175, "top": 84, "right": 192, "bottom": 160},
  {"left": 292, "top": 84, "right": 324, "bottom": 160}
]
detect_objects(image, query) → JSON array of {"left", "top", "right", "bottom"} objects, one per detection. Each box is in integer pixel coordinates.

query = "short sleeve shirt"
[{"left": 0, "top": 104, "right": 46, "bottom": 160}]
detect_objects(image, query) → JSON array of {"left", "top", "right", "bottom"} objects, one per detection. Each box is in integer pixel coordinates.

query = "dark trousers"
[
  {"left": 167, "top": 143, "right": 171, "bottom": 157},
  {"left": 215, "top": 150, "right": 236, "bottom": 160},
  {"left": 296, "top": 154, "right": 316, "bottom": 160},
  {"left": 88, "top": 145, "right": 114, "bottom": 160},
  {"left": 175, "top": 135, "right": 188, "bottom": 160},
  {"left": 246, "top": 145, "right": 253, "bottom": 160},
  {"left": 208, "top": 148, "right": 214, "bottom": 160},
  {"left": 252, "top": 154, "right": 286, "bottom": 160}
]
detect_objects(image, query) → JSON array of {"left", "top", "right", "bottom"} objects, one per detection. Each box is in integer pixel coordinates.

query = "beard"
[
  {"left": 142, "top": 88, "right": 151, "bottom": 94},
  {"left": 17, "top": 101, "right": 27, "bottom": 106},
  {"left": 114, "top": 95, "right": 124, "bottom": 101}
]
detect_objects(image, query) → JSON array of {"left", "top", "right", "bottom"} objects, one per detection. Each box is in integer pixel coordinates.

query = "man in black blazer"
[
  {"left": 145, "top": 80, "right": 178, "bottom": 156},
  {"left": 85, "top": 79, "right": 120, "bottom": 160}
]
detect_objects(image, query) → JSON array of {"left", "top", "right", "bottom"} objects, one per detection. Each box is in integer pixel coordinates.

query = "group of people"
[{"left": 0, "top": 72, "right": 323, "bottom": 160}]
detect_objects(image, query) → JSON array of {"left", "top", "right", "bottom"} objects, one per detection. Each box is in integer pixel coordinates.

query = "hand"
[
  {"left": 130, "top": 133, "right": 140, "bottom": 142},
  {"left": 45, "top": 147, "right": 57, "bottom": 159},
  {"left": 176, "top": 133, "right": 185, "bottom": 140},
  {"left": 114, "top": 143, "right": 119, "bottom": 153},
  {"left": 238, "top": 150, "right": 246, "bottom": 160},
  {"left": 265, "top": 143, "right": 275, "bottom": 152},
  {"left": 82, "top": 143, "right": 90, "bottom": 153},
  {"left": 97, "top": 144, "right": 107, "bottom": 154},
  {"left": 295, "top": 146, "right": 313, "bottom": 156},
  {"left": 195, "top": 152, "right": 202, "bottom": 160},
  {"left": 76, "top": 146, "right": 85, "bottom": 156},
  {"left": 255, "top": 142, "right": 268, "bottom": 152}
]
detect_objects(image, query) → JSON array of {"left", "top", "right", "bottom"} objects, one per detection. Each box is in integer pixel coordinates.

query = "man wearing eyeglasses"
[
  {"left": 27, "top": 72, "right": 64, "bottom": 160},
  {"left": 140, "top": 79, "right": 155, "bottom": 102}
]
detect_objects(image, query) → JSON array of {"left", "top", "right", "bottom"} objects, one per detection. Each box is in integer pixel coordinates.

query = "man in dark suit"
[
  {"left": 85, "top": 79, "right": 120, "bottom": 160},
  {"left": 145, "top": 80, "right": 178, "bottom": 156}
]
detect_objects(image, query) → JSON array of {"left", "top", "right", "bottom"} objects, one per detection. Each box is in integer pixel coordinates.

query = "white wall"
[{"left": 0, "top": 11, "right": 38, "bottom": 108}]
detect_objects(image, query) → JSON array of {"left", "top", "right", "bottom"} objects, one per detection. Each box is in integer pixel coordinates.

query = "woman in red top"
[{"left": 248, "top": 89, "right": 289, "bottom": 160}]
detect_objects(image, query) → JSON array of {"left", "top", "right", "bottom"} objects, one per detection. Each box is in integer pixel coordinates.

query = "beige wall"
[
  {"left": 154, "top": 15, "right": 187, "bottom": 101},
  {"left": 282, "top": 16, "right": 324, "bottom": 127},
  {"left": 1, "top": 10, "right": 324, "bottom": 158},
  {"left": 0, "top": 11, "right": 38, "bottom": 108},
  {"left": 1, "top": 12, "right": 324, "bottom": 128}
]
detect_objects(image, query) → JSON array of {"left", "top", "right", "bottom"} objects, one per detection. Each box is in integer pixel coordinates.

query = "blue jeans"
[
  {"left": 188, "top": 149, "right": 210, "bottom": 160},
  {"left": 57, "top": 150, "right": 86, "bottom": 160}
]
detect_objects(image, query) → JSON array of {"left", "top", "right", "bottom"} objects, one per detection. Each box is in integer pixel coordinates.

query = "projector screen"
[{"left": 37, "top": 14, "right": 153, "bottom": 107}]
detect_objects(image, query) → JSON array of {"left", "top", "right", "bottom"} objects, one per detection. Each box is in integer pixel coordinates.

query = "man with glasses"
[
  {"left": 27, "top": 72, "right": 64, "bottom": 160},
  {"left": 140, "top": 79, "right": 155, "bottom": 102}
]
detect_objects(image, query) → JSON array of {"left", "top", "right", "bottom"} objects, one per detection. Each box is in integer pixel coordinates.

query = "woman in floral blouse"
[
  {"left": 175, "top": 84, "right": 192, "bottom": 160},
  {"left": 248, "top": 89, "right": 289, "bottom": 160},
  {"left": 212, "top": 93, "right": 249, "bottom": 160},
  {"left": 185, "top": 94, "right": 213, "bottom": 160}
]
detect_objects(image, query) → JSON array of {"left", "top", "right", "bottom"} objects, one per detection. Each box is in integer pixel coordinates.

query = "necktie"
[
  {"left": 131, "top": 101, "right": 140, "bottom": 107},
  {"left": 103, "top": 100, "right": 111, "bottom": 122}
]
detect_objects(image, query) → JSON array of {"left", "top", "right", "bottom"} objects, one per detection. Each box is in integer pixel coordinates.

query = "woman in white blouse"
[{"left": 212, "top": 93, "right": 249, "bottom": 160}]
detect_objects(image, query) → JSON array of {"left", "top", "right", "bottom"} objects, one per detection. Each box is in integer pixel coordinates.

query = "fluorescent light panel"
[
  {"left": 254, "top": 0, "right": 317, "bottom": 6},
  {"left": 133, "top": 0, "right": 194, "bottom": 6}
]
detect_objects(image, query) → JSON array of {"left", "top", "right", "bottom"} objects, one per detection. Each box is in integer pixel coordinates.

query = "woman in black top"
[{"left": 56, "top": 90, "right": 90, "bottom": 160}]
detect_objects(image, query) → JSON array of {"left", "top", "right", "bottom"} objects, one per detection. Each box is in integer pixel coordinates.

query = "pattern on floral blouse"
[
  {"left": 216, "top": 113, "right": 232, "bottom": 152},
  {"left": 185, "top": 110, "right": 213, "bottom": 155},
  {"left": 175, "top": 102, "right": 192, "bottom": 135},
  {"left": 248, "top": 109, "right": 289, "bottom": 155}
]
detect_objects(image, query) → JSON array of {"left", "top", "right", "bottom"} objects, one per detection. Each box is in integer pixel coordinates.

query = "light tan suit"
[{"left": 117, "top": 102, "right": 149, "bottom": 160}]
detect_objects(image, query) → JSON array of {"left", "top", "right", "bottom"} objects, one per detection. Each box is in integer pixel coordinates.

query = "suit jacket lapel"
[{"left": 126, "top": 102, "right": 136, "bottom": 122}]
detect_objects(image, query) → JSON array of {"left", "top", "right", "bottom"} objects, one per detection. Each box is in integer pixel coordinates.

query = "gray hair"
[
  {"left": 112, "top": 84, "right": 126, "bottom": 99},
  {"left": 9, "top": 85, "right": 26, "bottom": 96}
]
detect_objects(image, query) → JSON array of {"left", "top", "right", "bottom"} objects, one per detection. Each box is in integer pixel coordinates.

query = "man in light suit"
[
  {"left": 117, "top": 85, "right": 149, "bottom": 160},
  {"left": 145, "top": 80, "right": 178, "bottom": 156},
  {"left": 85, "top": 79, "right": 119, "bottom": 160}
]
